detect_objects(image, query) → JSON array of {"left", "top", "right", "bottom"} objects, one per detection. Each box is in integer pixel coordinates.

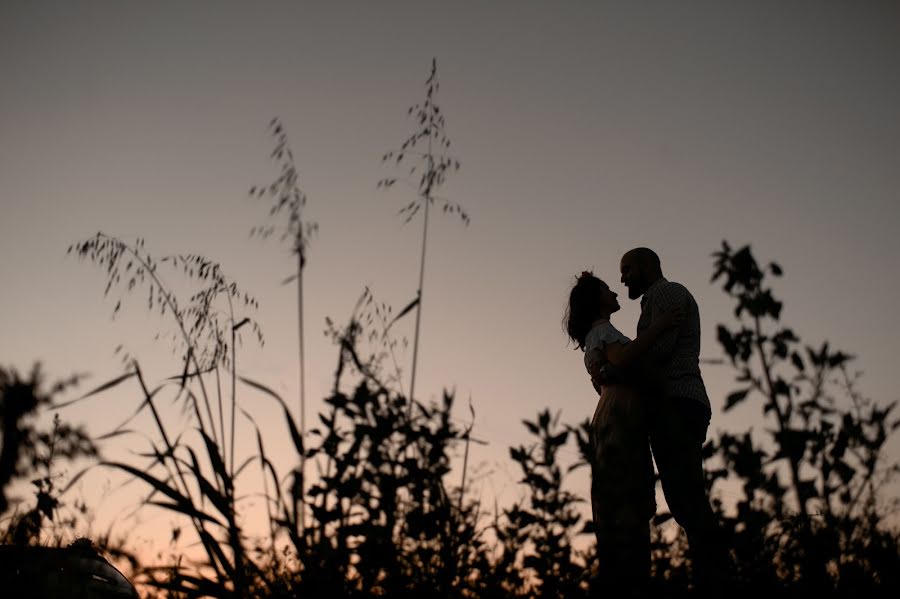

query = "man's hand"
[{"left": 590, "top": 363, "right": 625, "bottom": 394}]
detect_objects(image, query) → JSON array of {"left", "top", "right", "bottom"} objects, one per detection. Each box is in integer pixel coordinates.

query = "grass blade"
[{"left": 52, "top": 371, "right": 137, "bottom": 408}]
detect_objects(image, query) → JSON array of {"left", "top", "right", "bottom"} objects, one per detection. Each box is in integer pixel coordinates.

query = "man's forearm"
[{"left": 591, "top": 362, "right": 630, "bottom": 386}]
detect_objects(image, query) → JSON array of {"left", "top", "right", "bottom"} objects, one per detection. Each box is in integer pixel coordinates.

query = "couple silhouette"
[{"left": 564, "top": 247, "right": 727, "bottom": 598}]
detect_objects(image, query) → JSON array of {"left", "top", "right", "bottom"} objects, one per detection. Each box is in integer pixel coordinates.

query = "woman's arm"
[{"left": 604, "top": 308, "right": 683, "bottom": 368}]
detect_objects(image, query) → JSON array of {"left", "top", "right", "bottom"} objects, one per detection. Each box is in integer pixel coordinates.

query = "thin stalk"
[
  {"left": 458, "top": 398, "right": 476, "bottom": 520},
  {"left": 459, "top": 432, "right": 471, "bottom": 518},
  {"left": 407, "top": 147, "right": 433, "bottom": 416},
  {"left": 214, "top": 364, "right": 225, "bottom": 465},
  {"left": 295, "top": 243, "right": 306, "bottom": 539},
  {"left": 754, "top": 315, "right": 809, "bottom": 517},
  {"left": 297, "top": 251, "right": 306, "bottom": 443},
  {"left": 297, "top": 248, "right": 307, "bottom": 537},
  {"left": 226, "top": 290, "right": 237, "bottom": 478},
  {"left": 840, "top": 367, "right": 879, "bottom": 519}
]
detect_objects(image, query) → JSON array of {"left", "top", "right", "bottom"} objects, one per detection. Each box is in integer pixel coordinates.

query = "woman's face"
[{"left": 598, "top": 284, "right": 620, "bottom": 316}]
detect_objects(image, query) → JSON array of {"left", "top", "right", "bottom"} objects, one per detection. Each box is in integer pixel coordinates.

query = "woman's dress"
[{"left": 583, "top": 321, "right": 656, "bottom": 550}]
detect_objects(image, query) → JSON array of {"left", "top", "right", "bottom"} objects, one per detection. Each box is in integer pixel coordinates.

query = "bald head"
[
  {"left": 623, "top": 248, "right": 662, "bottom": 276},
  {"left": 620, "top": 247, "right": 663, "bottom": 300}
]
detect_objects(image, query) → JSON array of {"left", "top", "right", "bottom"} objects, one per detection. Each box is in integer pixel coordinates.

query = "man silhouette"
[{"left": 607, "top": 247, "right": 727, "bottom": 596}]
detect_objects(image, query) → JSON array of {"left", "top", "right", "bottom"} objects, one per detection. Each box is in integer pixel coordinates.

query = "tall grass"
[
  {"left": 68, "top": 233, "right": 264, "bottom": 596},
  {"left": 378, "top": 58, "right": 469, "bottom": 413},
  {"left": 65, "top": 228, "right": 601, "bottom": 597},
  {"left": 249, "top": 118, "right": 318, "bottom": 536}
]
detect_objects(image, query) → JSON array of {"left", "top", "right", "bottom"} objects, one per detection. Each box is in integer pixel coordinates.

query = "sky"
[{"left": 2, "top": 0, "right": 899, "bottom": 557}]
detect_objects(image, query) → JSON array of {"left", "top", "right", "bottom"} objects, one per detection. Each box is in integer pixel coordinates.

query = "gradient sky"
[{"left": 2, "top": 0, "right": 899, "bottom": 555}]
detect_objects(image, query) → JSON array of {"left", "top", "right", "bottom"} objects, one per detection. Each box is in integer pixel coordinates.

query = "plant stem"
[
  {"left": 229, "top": 291, "right": 237, "bottom": 478},
  {"left": 407, "top": 146, "right": 433, "bottom": 416},
  {"left": 754, "top": 315, "right": 809, "bottom": 517},
  {"left": 297, "top": 248, "right": 307, "bottom": 536}
]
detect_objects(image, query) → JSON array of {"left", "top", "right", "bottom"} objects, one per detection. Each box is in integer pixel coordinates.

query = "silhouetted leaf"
[{"left": 725, "top": 388, "right": 751, "bottom": 411}]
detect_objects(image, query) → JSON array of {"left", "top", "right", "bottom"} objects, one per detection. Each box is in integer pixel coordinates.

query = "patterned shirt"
[{"left": 637, "top": 278, "right": 710, "bottom": 409}]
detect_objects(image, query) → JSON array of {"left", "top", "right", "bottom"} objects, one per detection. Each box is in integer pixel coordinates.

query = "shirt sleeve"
[
  {"left": 584, "top": 322, "right": 631, "bottom": 376},
  {"left": 584, "top": 323, "right": 630, "bottom": 374},
  {"left": 593, "top": 323, "right": 630, "bottom": 350}
]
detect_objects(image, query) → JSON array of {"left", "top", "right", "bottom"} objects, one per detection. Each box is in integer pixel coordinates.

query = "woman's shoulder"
[{"left": 585, "top": 321, "right": 631, "bottom": 350}]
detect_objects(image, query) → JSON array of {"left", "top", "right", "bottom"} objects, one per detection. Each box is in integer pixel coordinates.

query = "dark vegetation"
[{"left": 2, "top": 61, "right": 898, "bottom": 597}]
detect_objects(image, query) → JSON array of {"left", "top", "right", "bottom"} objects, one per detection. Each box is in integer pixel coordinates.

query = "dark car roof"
[{"left": 0, "top": 544, "right": 139, "bottom": 599}]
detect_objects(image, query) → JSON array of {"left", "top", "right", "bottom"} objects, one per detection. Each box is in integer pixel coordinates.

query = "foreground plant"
[
  {"left": 703, "top": 241, "right": 900, "bottom": 593},
  {"left": 240, "top": 290, "right": 490, "bottom": 597},
  {"left": 249, "top": 118, "right": 318, "bottom": 527},
  {"left": 0, "top": 364, "right": 95, "bottom": 545},
  {"left": 69, "top": 233, "right": 263, "bottom": 596}
]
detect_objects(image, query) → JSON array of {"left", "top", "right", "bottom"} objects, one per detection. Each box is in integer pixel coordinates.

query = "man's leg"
[{"left": 648, "top": 396, "right": 727, "bottom": 594}]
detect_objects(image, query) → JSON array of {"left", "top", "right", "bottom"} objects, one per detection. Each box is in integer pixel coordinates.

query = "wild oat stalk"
[
  {"left": 68, "top": 233, "right": 261, "bottom": 464},
  {"left": 68, "top": 233, "right": 264, "bottom": 596},
  {"left": 378, "top": 58, "right": 468, "bottom": 414},
  {"left": 249, "top": 118, "right": 318, "bottom": 534}
]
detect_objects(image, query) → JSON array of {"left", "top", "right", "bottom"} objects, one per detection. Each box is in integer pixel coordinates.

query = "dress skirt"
[{"left": 589, "top": 382, "right": 656, "bottom": 552}]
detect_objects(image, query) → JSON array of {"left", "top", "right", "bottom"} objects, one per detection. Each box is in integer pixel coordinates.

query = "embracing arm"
[{"left": 604, "top": 310, "right": 681, "bottom": 368}]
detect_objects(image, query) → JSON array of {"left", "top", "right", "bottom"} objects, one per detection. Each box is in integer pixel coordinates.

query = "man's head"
[{"left": 620, "top": 247, "right": 663, "bottom": 300}]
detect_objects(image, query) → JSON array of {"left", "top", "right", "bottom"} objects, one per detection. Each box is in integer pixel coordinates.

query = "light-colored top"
[
  {"left": 637, "top": 277, "right": 710, "bottom": 410},
  {"left": 583, "top": 319, "right": 631, "bottom": 376}
]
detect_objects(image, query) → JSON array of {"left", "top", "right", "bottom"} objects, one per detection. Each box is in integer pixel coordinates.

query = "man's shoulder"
[
  {"left": 648, "top": 278, "right": 693, "bottom": 302},
  {"left": 647, "top": 278, "right": 691, "bottom": 296},
  {"left": 663, "top": 280, "right": 692, "bottom": 296}
]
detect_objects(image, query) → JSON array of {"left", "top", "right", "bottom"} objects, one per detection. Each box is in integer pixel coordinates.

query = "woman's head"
[{"left": 563, "top": 271, "right": 620, "bottom": 350}]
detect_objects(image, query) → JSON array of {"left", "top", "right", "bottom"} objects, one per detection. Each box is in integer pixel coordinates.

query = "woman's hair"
[{"left": 563, "top": 271, "right": 608, "bottom": 351}]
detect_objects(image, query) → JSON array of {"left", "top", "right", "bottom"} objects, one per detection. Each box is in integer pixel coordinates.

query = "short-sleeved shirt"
[
  {"left": 584, "top": 320, "right": 631, "bottom": 376},
  {"left": 637, "top": 277, "right": 710, "bottom": 410}
]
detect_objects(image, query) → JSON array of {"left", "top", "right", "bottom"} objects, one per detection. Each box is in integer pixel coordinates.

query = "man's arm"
[
  {"left": 605, "top": 306, "right": 682, "bottom": 368},
  {"left": 589, "top": 362, "right": 626, "bottom": 394}
]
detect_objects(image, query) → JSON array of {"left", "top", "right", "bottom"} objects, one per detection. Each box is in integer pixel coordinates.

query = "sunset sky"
[{"left": 2, "top": 1, "right": 899, "bottom": 555}]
